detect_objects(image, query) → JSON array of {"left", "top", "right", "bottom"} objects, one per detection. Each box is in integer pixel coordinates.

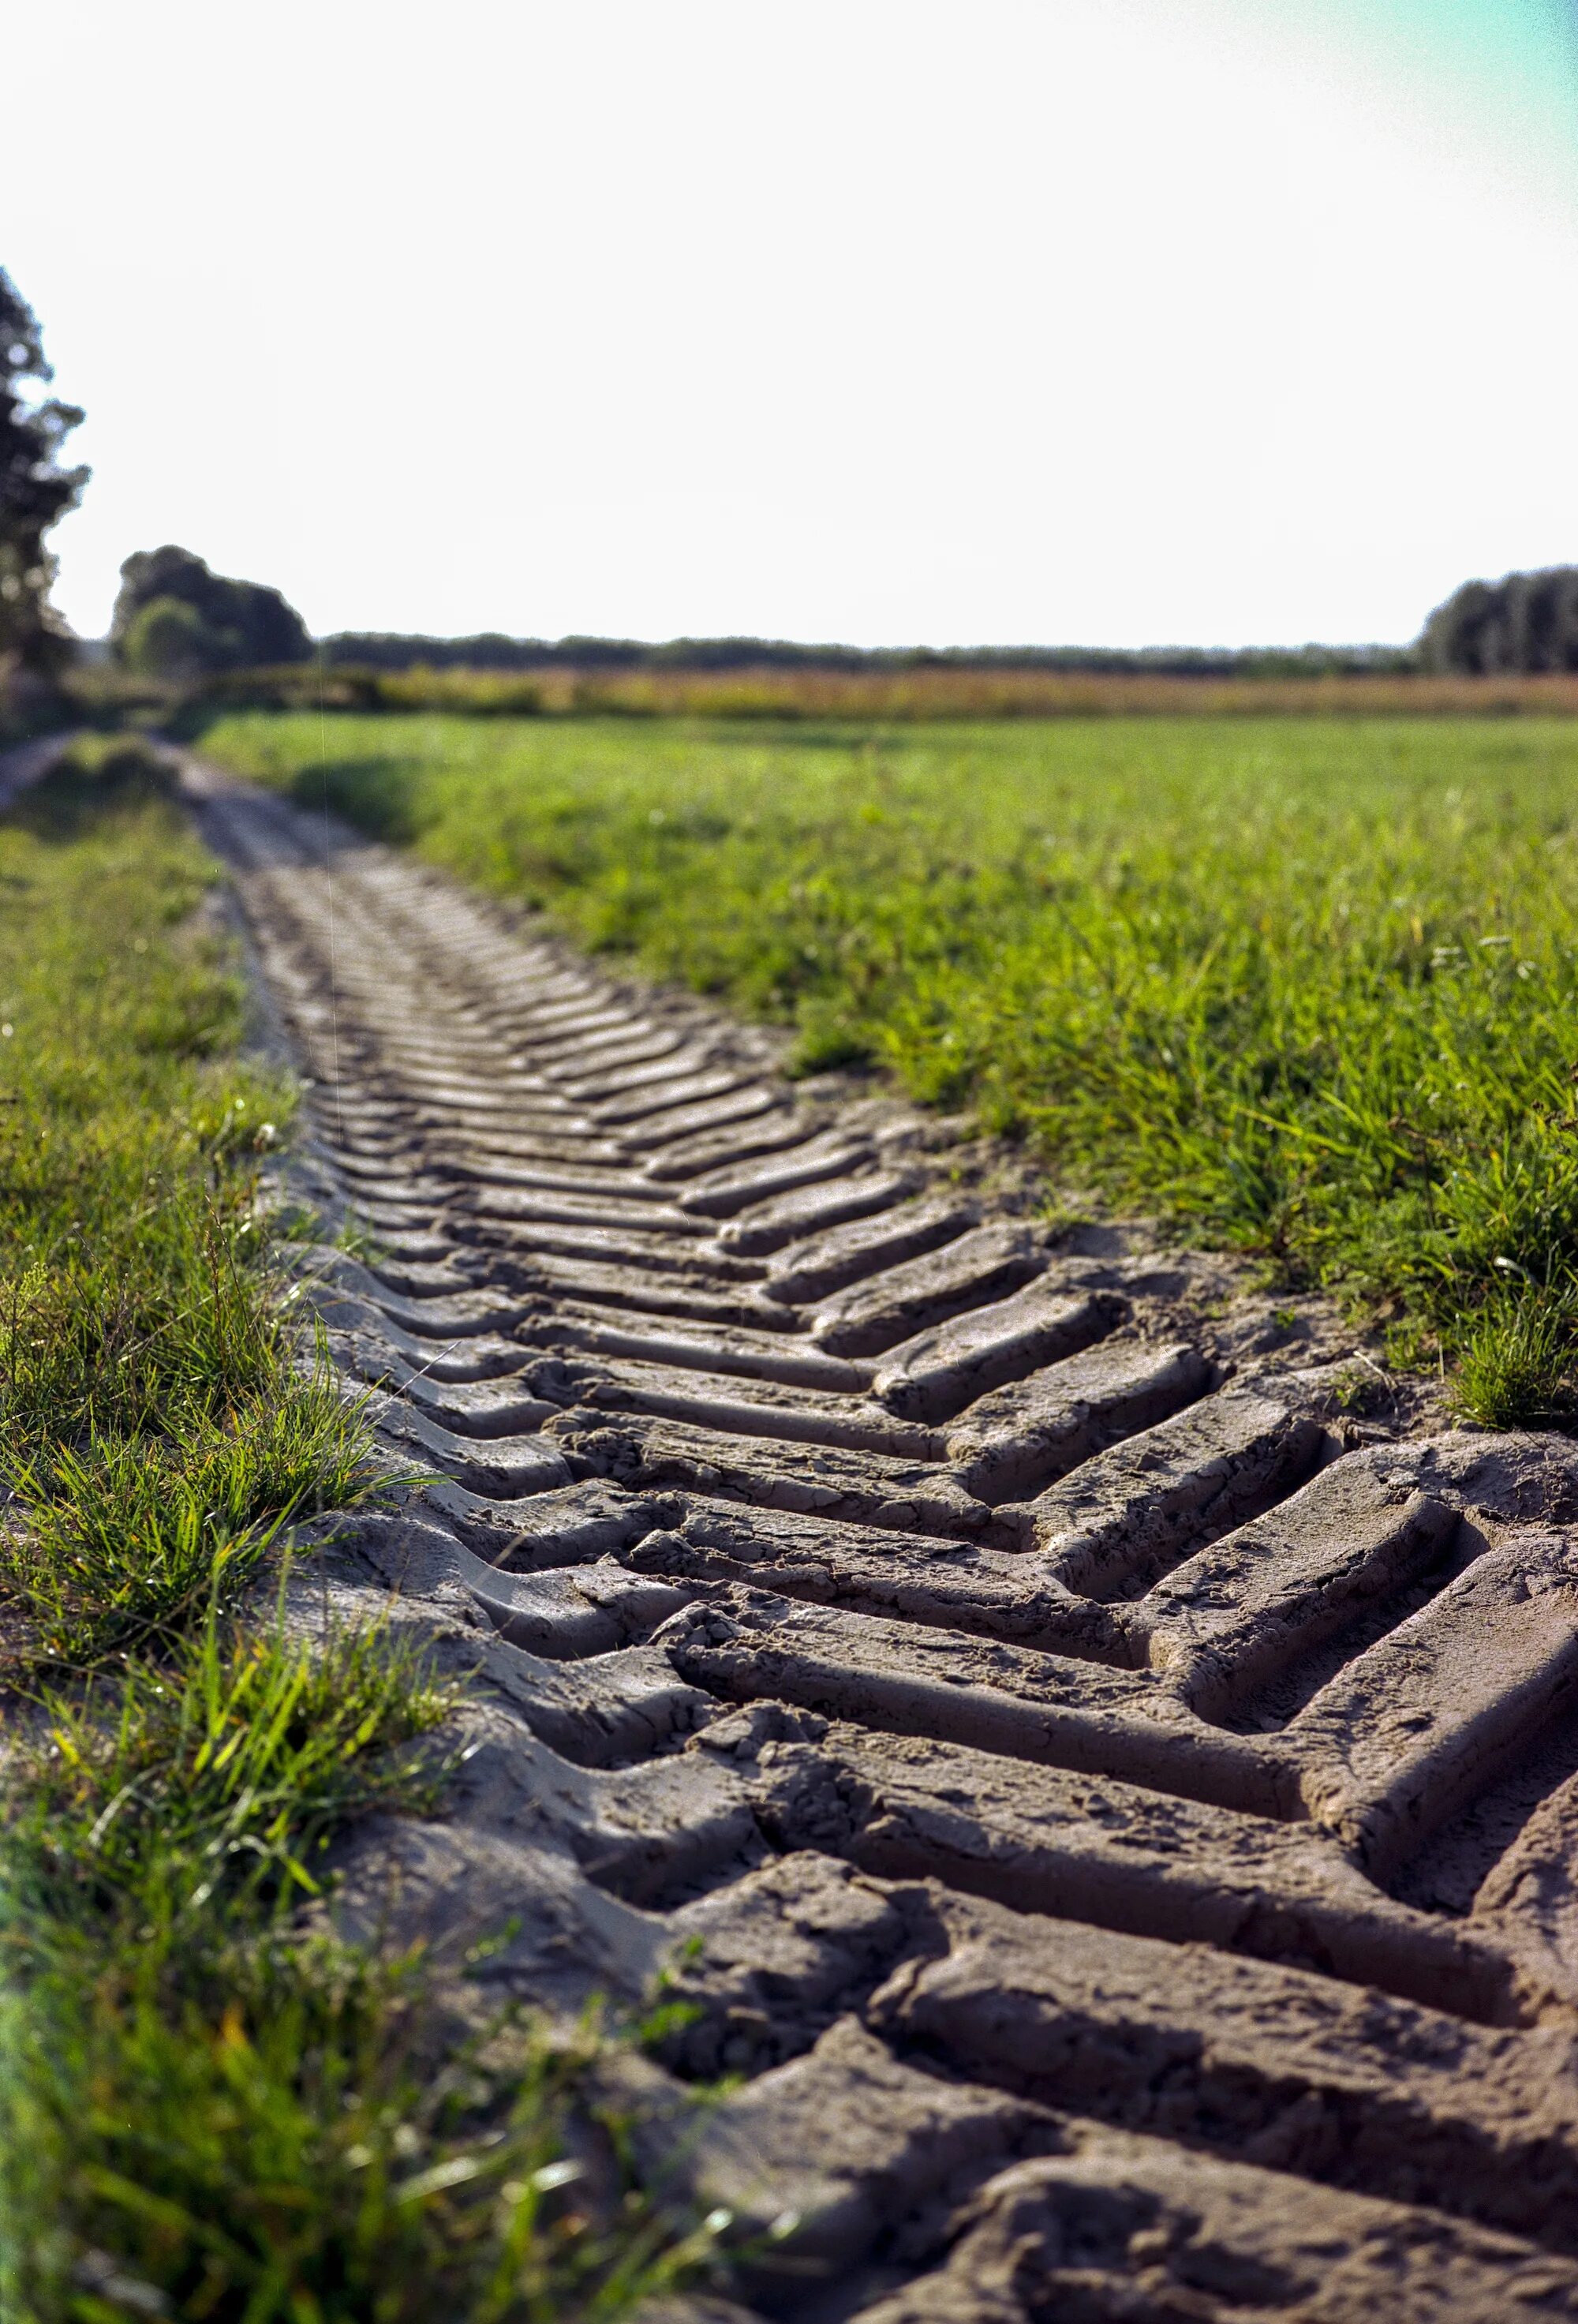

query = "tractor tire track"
[{"left": 189, "top": 758, "right": 1578, "bottom": 2322}]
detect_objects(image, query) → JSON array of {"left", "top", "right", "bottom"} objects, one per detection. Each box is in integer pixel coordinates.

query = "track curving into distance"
[{"left": 189, "top": 760, "right": 1578, "bottom": 2323}]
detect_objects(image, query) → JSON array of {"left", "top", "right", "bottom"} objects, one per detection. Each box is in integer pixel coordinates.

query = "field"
[
  {"left": 200, "top": 709, "right": 1578, "bottom": 1419},
  {"left": 132, "top": 663, "right": 1578, "bottom": 724}
]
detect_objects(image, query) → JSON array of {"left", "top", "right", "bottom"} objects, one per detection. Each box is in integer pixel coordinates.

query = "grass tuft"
[
  {"left": 1449, "top": 1282, "right": 1578, "bottom": 1430},
  {"left": 2, "top": 1366, "right": 381, "bottom": 1671},
  {"left": 13, "top": 1590, "right": 458, "bottom": 1934}
]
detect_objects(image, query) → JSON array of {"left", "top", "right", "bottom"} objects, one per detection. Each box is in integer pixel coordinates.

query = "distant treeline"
[
  {"left": 316, "top": 571, "right": 1576, "bottom": 680},
  {"left": 317, "top": 631, "right": 1417, "bottom": 679},
  {"left": 97, "top": 541, "right": 1578, "bottom": 698}
]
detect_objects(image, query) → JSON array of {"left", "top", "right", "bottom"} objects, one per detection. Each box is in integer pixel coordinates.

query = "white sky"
[{"left": 7, "top": 0, "right": 1578, "bottom": 648}]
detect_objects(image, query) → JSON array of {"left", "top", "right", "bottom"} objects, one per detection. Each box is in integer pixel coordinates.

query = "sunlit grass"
[
  {"left": 14, "top": 1591, "right": 458, "bottom": 1940},
  {"left": 3, "top": 1596, "right": 715, "bottom": 2323},
  {"left": 201, "top": 709, "right": 1578, "bottom": 1415},
  {"left": 0, "top": 741, "right": 384, "bottom": 1668},
  {"left": 1, "top": 1368, "right": 383, "bottom": 1670},
  {"left": 4, "top": 1939, "right": 724, "bottom": 2324}
]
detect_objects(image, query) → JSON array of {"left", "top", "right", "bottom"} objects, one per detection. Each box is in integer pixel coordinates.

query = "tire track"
[{"left": 189, "top": 760, "right": 1578, "bottom": 2322}]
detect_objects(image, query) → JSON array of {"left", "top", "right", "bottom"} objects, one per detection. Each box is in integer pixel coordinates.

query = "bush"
[{"left": 122, "top": 593, "right": 230, "bottom": 679}]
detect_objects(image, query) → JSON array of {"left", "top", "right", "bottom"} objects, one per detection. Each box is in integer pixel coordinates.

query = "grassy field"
[
  {"left": 202, "top": 709, "right": 1578, "bottom": 1421},
  {"left": 0, "top": 745, "right": 710, "bottom": 2321}
]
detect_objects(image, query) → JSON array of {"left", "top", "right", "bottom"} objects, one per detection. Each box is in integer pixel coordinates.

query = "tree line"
[
  {"left": 310, "top": 632, "right": 1416, "bottom": 678},
  {"left": 3, "top": 260, "right": 1576, "bottom": 694},
  {"left": 110, "top": 580, "right": 1576, "bottom": 686}
]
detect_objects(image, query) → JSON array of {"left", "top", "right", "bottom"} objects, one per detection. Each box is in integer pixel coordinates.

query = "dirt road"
[{"left": 189, "top": 758, "right": 1578, "bottom": 2322}]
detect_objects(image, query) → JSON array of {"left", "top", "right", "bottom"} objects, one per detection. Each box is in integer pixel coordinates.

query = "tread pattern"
[{"left": 189, "top": 762, "right": 1578, "bottom": 2322}]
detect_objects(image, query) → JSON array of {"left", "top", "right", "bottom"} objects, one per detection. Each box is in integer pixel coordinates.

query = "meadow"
[{"left": 201, "top": 709, "right": 1578, "bottom": 1420}]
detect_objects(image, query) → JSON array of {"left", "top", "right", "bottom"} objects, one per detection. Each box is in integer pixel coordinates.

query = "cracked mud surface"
[{"left": 189, "top": 758, "right": 1578, "bottom": 2321}]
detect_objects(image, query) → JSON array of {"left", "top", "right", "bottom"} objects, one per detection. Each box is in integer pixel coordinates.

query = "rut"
[{"left": 188, "top": 758, "right": 1578, "bottom": 2322}]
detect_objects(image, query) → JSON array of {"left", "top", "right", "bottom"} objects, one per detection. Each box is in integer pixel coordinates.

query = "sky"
[{"left": 6, "top": 0, "right": 1578, "bottom": 649}]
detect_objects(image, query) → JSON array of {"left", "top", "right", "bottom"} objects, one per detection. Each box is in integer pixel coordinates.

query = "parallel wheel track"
[{"left": 191, "top": 763, "right": 1578, "bottom": 2322}]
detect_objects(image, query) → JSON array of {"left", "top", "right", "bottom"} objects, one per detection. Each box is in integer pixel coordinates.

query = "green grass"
[
  {"left": 17, "top": 1592, "right": 460, "bottom": 1936},
  {"left": 199, "top": 709, "right": 1578, "bottom": 1422},
  {"left": 0, "top": 744, "right": 715, "bottom": 2320},
  {"left": 5, "top": 1598, "right": 717, "bottom": 2322},
  {"left": 0, "top": 740, "right": 383, "bottom": 1670},
  {"left": 7, "top": 1937, "right": 724, "bottom": 2324},
  {"left": 2, "top": 1386, "right": 381, "bottom": 1671}
]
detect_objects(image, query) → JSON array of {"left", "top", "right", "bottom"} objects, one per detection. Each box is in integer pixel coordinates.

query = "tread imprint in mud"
[{"left": 191, "top": 762, "right": 1578, "bottom": 2323}]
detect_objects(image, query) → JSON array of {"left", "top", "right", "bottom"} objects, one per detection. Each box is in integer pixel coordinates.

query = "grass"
[
  {"left": 17, "top": 1593, "right": 460, "bottom": 1934},
  {"left": 2, "top": 1390, "right": 380, "bottom": 1671},
  {"left": 0, "top": 743, "right": 716, "bottom": 2320},
  {"left": 4, "top": 1599, "right": 719, "bottom": 2322},
  {"left": 0, "top": 739, "right": 364, "bottom": 1666},
  {"left": 199, "top": 708, "right": 1578, "bottom": 1422},
  {"left": 7, "top": 1938, "right": 724, "bottom": 2324},
  {"left": 0, "top": 740, "right": 399, "bottom": 1675}
]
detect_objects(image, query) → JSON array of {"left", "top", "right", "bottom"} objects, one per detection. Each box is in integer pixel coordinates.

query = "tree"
[
  {"left": 0, "top": 267, "right": 88, "bottom": 676},
  {"left": 110, "top": 545, "right": 312, "bottom": 672},
  {"left": 1421, "top": 568, "right": 1578, "bottom": 675},
  {"left": 121, "top": 595, "right": 220, "bottom": 680}
]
